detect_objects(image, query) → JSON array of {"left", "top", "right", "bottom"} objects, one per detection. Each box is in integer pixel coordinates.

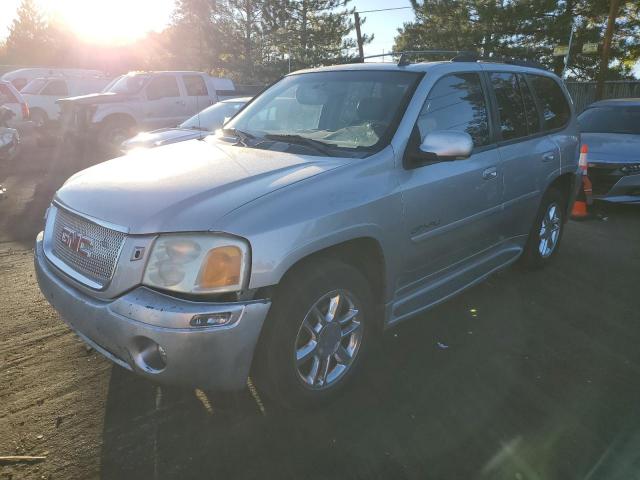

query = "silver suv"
[{"left": 35, "top": 59, "right": 580, "bottom": 408}]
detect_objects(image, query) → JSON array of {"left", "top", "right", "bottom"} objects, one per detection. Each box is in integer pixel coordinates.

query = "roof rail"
[
  {"left": 359, "top": 50, "right": 477, "bottom": 66},
  {"left": 452, "top": 52, "right": 548, "bottom": 71}
]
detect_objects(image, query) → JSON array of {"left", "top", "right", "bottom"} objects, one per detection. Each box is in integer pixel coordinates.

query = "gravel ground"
[{"left": 1, "top": 139, "right": 640, "bottom": 479}]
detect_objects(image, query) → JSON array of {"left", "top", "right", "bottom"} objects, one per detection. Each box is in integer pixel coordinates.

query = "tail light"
[{"left": 21, "top": 102, "right": 29, "bottom": 119}]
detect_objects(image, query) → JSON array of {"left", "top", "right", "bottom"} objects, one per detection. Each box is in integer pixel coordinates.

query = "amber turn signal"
[{"left": 197, "top": 246, "right": 242, "bottom": 289}]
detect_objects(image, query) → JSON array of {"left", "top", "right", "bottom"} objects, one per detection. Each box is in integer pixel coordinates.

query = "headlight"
[{"left": 143, "top": 234, "right": 250, "bottom": 294}]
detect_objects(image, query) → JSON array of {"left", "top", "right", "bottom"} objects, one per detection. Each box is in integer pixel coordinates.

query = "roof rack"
[
  {"left": 359, "top": 50, "right": 477, "bottom": 66},
  {"left": 452, "top": 52, "right": 548, "bottom": 71},
  {"left": 356, "top": 50, "right": 548, "bottom": 71}
]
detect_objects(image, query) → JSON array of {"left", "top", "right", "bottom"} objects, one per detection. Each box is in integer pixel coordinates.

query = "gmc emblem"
[{"left": 60, "top": 227, "right": 94, "bottom": 257}]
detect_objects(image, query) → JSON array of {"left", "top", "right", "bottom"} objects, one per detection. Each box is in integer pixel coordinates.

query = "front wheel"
[
  {"left": 521, "top": 187, "right": 566, "bottom": 269},
  {"left": 253, "top": 259, "right": 373, "bottom": 409}
]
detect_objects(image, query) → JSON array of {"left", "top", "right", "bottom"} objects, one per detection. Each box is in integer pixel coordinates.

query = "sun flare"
[{"left": 42, "top": 0, "right": 173, "bottom": 45}]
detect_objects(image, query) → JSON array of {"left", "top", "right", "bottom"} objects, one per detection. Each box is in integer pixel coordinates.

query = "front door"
[{"left": 395, "top": 72, "right": 503, "bottom": 315}]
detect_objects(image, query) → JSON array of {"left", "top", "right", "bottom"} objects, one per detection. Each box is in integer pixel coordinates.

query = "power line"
[{"left": 356, "top": 6, "right": 413, "bottom": 14}]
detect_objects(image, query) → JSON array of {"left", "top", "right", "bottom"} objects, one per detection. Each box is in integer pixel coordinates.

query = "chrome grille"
[{"left": 50, "top": 207, "right": 126, "bottom": 287}]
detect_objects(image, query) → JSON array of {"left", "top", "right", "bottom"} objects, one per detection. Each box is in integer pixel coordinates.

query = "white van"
[
  {"left": 1, "top": 68, "right": 105, "bottom": 91},
  {"left": 21, "top": 76, "right": 111, "bottom": 126}
]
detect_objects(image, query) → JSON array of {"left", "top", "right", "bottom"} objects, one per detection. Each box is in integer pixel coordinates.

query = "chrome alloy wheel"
[
  {"left": 294, "top": 289, "right": 363, "bottom": 390},
  {"left": 539, "top": 202, "right": 561, "bottom": 258}
]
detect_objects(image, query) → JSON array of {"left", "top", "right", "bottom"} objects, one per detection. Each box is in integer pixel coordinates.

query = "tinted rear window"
[
  {"left": 183, "top": 75, "right": 209, "bottom": 96},
  {"left": 578, "top": 106, "right": 640, "bottom": 135},
  {"left": 490, "top": 72, "right": 528, "bottom": 141},
  {"left": 528, "top": 75, "right": 570, "bottom": 131},
  {"left": 518, "top": 74, "right": 541, "bottom": 134}
]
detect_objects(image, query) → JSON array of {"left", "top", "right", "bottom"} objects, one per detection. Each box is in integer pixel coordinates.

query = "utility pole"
[
  {"left": 354, "top": 11, "right": 364, "bottom": 62},
  {"left": 561, "top": 22, "right": 575, "bottom": 79},
  {"left": 595, "top": 0, "right": 621, "bottom": 100}
]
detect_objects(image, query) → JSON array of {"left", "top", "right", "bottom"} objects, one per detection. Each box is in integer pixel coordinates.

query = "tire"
[
  {"left": 99, "top": 117, "right": 135, "bottom": 152},
  {"left": 30, "top": 109, "right": 48, "bottom": 129},
  {"left": 521, "top": 187, "right": 566, "bottom": 269},
  {"left": 253, "top": 258, "right": 373, "bottom": 409}
]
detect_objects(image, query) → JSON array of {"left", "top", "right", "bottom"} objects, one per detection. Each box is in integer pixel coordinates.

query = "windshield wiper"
[
  {"left": 263, "top": 134, "right": 336, "bottom": 156},
  {"left": 222, "top": 128, "right": 255, "bottom": 146}
]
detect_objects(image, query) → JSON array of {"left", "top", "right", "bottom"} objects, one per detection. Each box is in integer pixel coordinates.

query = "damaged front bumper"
[{"left": 34, "top": 233, "right": 271, "bottom": 391}]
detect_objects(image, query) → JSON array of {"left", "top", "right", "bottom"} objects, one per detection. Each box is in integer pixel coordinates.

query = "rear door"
[
  {"left": 528, "top": 73, "right": 577, "bottom": 180},
  {"left": 397, "top": 72, "right": 503, "bottom": 301},
  {"left": 144, "top": 75, "right": 186, "bottom": 128},
  {"left": 487, "top": 71, "right": 560, "bottom": 237},
  {"left": 182, "top": 74, "right": 214, "bottom": 117}
]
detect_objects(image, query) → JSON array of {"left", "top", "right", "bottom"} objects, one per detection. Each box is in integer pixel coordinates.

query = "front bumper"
[{"left": 35, "top": 234, "right": 271, "bottom": 391}]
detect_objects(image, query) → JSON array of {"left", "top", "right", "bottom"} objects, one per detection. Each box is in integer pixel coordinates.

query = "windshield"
[
  {"left": 578, "top": 106, "right": 640, "bottom": 135},
  {"left": 101, "top": 76, "right": 122, "bottom": 92},
  {"left": 225, "top": 70, "right": 421, "bottom": 155},
  {"left": 180, "top": 101, "right": 246, "bottom": 131},
  {"left": 21, "top": 79, "right": 47, "bottom": 95},
  {"left": 107, "top": 74, "right": 149, "bottom": 94}
]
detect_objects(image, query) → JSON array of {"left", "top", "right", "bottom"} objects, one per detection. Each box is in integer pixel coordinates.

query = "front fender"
[
  {"left": 253, "top": 223, "right": 390, "bottom": 292},
  {"left": 216, "top": 147, "right": 403, "bottom": 303},
  {"left": 92, "top": 104, "right": 139, "bottom": 125}
]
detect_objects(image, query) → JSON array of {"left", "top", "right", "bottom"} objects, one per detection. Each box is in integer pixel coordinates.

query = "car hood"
[
  {"left": 55, "top": 139, "right": 346, "bottom": 234},
  {"left": 56, "top": 92, "right": 133, "bottom": 106},
  {"left": 581, "top": 133, "right": 640, "bottom": 164},
  {"left": 122, "top": 128, "right": 203, "bottom": 150}
]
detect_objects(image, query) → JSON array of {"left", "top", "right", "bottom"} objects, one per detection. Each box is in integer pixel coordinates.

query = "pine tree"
[
  {"left": 4, "top": 0, "right": 50, "bottom": 65},
  {"left": 394, "top": 0, "right": 639, "bottom": 81}
]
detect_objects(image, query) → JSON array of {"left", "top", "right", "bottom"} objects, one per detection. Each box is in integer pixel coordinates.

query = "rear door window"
[
  {"left": 146, "top": 76, "right": 180, "bottom": 100},
  {"left": 183, "top": 75, "right": 209, "bottom": 96},
  {"left": 518, "top": 74, "right": 541, "bottom": 134},
  {"left": 528, "top": 75, "right": 570, "bottom": 131},
  {"left": 489, "top": 72, "right": 528, "bottom": 141},
  {"left": 417, "top": 73, "right": 491, "bottom": 147},
  {"left": 41, "top": 80, "right": 68, "bottom": 96}
]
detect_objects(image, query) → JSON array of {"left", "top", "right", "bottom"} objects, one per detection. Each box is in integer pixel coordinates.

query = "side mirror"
[{"left": 409, "top": 130, "right": 473, "bottom": 166}]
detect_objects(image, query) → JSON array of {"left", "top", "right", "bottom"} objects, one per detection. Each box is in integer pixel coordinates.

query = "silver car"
[
  {"left": 35, "top": 59, "right": 580, "bottom": 408},
  {"left": 578, "top": 99, "right": 640, "bottom": 203},
  {"left": 121, "top": 97, "right": 250, "bottom": 152}
]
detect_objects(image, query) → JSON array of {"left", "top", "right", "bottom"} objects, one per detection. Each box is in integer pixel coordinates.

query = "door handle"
[
  {"left": 482, "top": 166, "right": 497, "bottom": 180},
  {"left": 542, "top": 152, "right": 556, "bottom": 162}
]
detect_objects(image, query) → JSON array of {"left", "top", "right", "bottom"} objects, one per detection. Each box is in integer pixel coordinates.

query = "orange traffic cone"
[{"left": 571, "top": 144, "right": 593, "bottom": 220}]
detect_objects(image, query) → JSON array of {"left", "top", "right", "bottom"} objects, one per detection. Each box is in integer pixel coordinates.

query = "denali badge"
[{"left": 60, "top": 227, "right": 94, "bottom": 258}]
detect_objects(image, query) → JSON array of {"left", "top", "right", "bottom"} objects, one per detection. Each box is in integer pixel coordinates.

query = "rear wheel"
[
  {"left": 99, "top": 116, "right": 136, "bottom": 152},
  {"left": 521, "top": 187, "right": 566, "bottom": 269},
  {"left": 253, "top": 259, "right": 373, "bottom": 409}
]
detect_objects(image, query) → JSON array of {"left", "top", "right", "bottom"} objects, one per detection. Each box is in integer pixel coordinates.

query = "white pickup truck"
[{"left": 58, "top": 71, "right": 236, "bottom": 148}]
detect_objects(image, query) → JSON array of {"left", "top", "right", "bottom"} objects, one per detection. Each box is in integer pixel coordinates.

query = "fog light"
[
  {"left": 132, "top": 337, "right": 167, "bottom": 372},
  {"left": 158, "top": 345, "right": 167, "bottom": 364},
  {"left": 190, "top": 312, "right": 232, "bottom": 327}
]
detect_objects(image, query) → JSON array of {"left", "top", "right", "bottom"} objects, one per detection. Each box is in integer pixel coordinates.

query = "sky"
[
  {"left": 0, "top": 0, "right": 638, "bottom": 75},
  {"left": 0, "top": 0, "right": 413, "bottom": 52}
]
